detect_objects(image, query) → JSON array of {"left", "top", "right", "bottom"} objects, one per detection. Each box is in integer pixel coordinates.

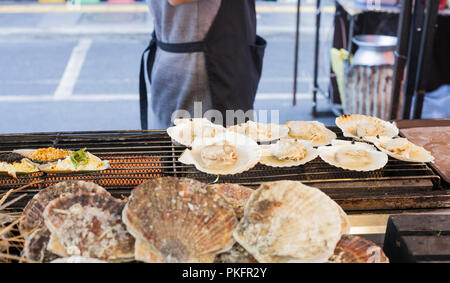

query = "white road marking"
[
  {"left": 54, "top": 39, "right": 92, "bottom": 99},
  {"left": 0, "top": 93, "right": 325, "bottom": 103}
]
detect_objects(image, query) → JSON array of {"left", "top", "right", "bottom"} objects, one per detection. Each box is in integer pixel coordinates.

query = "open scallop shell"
[
  {"left": 366, "top": 136, "right": 434, "bottom": 163},
  {"left": 285, "top": 121, "right": 337, "bottom": 146},
  {"left": 336, "top": 114, "right": 399, "bottom": 141},
  {"left": 13, "top": 148, "right": 72, "bottom": 164},
  {"left": 228, "top": 121, "right": 289, "bottom": 142},
  {"left": 0, "top": 153, "right": 39, "bottom": 178},
  {"left": 38, "top": 152, "right": 109, "bottom": 173},
  {"left": 259, "top": 139, "right": 318, "bottom": 168},
  {"left": 19, "top": 181, "right": 110, "bottom": 238},
  {"left": 179, "top": 132, "right": 261, "bottom": 175},
  {"left": 122, "top": 177, "right": 238, "bottom": 263},
  {"left": 233, "top": 180, "right": 347, "bottom": 263},
  {"left": 318, "top": 140, "right": 388, "bottom": 172},
  {"left": 209, "top": 183, "right": 254, "bottom": 218},
  {"left": 44, "top": 193, "right": 135, "bottom": 262},
  {"left": 167, "top": 118, "right": 226, "bottom": 147},
  {"left": 329, "top": 235, "right": 389, "bottom": 263}
]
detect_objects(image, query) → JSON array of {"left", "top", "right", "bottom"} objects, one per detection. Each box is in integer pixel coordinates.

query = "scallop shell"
[
  {"left": 228, "top": 121, "right": 289, "bottom": 142},
  {"left": 285, "top": 121, "right": 337, "bottom": 146},
  {"left": 209, "top": 183, "right": 254, "bottom": 218},
  {"left": 51, "top": 256, "right": 107, "bottom": 263},
  {"left": 21, "top": 227, "right": 58, "bottom": 263},
  {"left": 336, "top": 114, "right": 399, "bottom": 141},
  {"left": 38, "top": 152, "right": 109, "bottom": 173},
  {"left": 318, "top": 140, "right": 388, "bottom": 171},
  {"left": 122, "top": 177, "right": 238, "bottom": 263},
  {"left": 20, "top": 181, "right": 111, "bottom": 238},
  {"left": 44, "top": 193, "right": 135, "bottom": 262},
  {"left": 13, "top": 148, "right": 72, "bottom": 163},
  {"left": 179, "top": 131, "right": 261, "bottom": 175},
  {"left": 233, "top": 180, "right": 347, "bottom": 263},
  {"left": 329, "top": 235, "right": 389, "bottom": 263},
  {"left": 214, "top": 243, "right": 258, "bottom": 263},
  {"left": 259, "top": 139, "right": 318, "bottom": 168},
  {"left": 167, "top": 118, "right": 226, "bottom": 146},
  {"left": 366, "top": 136, "right": 434, "bottom": 163}
]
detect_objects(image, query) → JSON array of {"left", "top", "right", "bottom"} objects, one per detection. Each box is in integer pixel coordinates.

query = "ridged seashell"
[
  {"left": 285, "top": 121, "right": 337, "bottom": 146},
  {"left": 318, "top": 140, "right": 388, "bottom": 171},
  {"left": 209, "top": 183, "right": 254, "bottom": 218},
  {"left": 214, "top": 243, "right": 258, "bottom": 263},
  {"left": 167, "top": 118, "right": 226, "bottom": 146},
  {"left": 51, "top": 256, "right": 107, "bottom": 263},
  {"left": 38, "top": 152, "right": 109, "bottom": 173},
  {"left": 20, "top": 181, "right": 111, "bottom": 238},
  {"left": 179, "top": 132, "right": 261, "bottom": 175},
  {"left": 21, "top": 228, "right": 58, "bottom": 263},
  {"left": 228, "top": 121, "right": 289, "bottom": 142},
  {"left": 234, "top": 180, "right": 348, "bottom": 263},
  {"left": 329, "top": 235, "right": 389, "bottom": 263},
  {"left": 44, "top": 193, "right": 135, "bottom": 262},
  {"left": 336, "top": 114, "right": 399, "bottom": 141},
  {"left": 13, "top": 148, "right": 72, "bottom": 164},
  {"left": 259, "top": 139, "right": 318, "bottom": 168},
  {"left": 122, "top": 177, "right": 238, "bottom": 263},
  {"left": 366, "top": 136, "right": 434, "bottom": 163}
]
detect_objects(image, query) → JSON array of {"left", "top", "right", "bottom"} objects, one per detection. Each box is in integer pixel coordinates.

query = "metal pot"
[{"left": 352, "top": 35, "right": 397, "bottom": 66}]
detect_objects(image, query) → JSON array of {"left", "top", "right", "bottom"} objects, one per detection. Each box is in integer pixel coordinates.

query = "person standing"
[{"left": 140, "top": 0, "right": 266, "bottom": 129}]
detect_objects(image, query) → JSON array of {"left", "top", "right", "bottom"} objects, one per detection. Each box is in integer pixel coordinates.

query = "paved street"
[{"left": 0, "top": 1, "right": 337, "bottom": 133}]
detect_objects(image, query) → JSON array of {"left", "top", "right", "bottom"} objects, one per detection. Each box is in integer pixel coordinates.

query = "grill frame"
[{"left": 0, "top": 128, "right": 447, "bottom": 212}]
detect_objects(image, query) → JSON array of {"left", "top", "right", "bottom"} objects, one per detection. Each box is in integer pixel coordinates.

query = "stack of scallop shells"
[{"left": 19, "top": 177, "right": 388, "bottom": 263}]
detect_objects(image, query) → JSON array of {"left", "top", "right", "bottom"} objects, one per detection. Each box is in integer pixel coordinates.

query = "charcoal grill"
[{"left": 0, "top": 128, "right": 448, "bottom": 212}]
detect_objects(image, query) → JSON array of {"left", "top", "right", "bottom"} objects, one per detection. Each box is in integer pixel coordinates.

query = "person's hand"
[{"left": 168, "top": 0, "right": 199, "bottom": 6}]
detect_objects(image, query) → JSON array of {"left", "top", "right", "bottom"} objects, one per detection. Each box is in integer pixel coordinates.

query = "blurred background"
[{"left": 0, "top": 0, "right": 448, "bottom": 133}]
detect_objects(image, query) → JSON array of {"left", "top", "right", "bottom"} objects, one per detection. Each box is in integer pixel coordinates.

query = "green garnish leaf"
[{"left": 70, "top": 148, "right": 89, "bottom": 169}]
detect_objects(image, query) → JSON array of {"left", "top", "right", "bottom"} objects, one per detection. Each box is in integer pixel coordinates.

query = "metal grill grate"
[{"left": 0, "top": 129, "right": 446, "bottom": 212}]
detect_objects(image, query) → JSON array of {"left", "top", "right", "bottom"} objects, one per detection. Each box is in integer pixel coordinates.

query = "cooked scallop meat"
[
  {"left": 366, "top": 136, "right": 434, "bottom": 163},
  {"left": 14, "top": 147, "right": 72, "bottom": 163},
  {"left": 179, "top": 132, "right": 261, "bottom": 175},
  {"left": 285, "top": 121, "right": 337, "bottom": 146},
  {"left": 318, "top": 140, "right": 388, "bottom": 171},
  {"left": 228, "top": 120, "right": 289, "bottom": 142},
  {"left": 259, "top": 139, "right": 318, "bottom": 167},
  {"left": 167, "top": 118, "right": 225, "bottom": 146},
  {"left": 336, "top": 114, "right": 399, "bottom": 141}
]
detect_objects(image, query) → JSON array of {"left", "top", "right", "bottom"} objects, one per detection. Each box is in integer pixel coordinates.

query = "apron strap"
[
  {"left": 139, "top": 31, "right": 157, "bottom": 130},
  {"left": 157, "top": 40, "right": 205, "bottom": 53}
]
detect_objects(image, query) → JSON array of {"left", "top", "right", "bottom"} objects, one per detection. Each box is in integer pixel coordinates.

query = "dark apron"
[{"left": 139, "top": 0, "right": 267, "bottom": 130}]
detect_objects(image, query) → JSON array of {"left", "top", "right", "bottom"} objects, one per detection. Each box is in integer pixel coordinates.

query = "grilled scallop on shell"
[
  {"left": 227, "top": 120, "right": 289, "bottom": 142},
  {"left": 179, "top": 132, "right": 261, "bottom": 175},
  {"left": 259, "top": 139, "right": 318, "bottom": 168},
  {"left": 167, "top": 118, "right": 226, "bottom": 147},
  {"left": 233, "top": 180, "right": 349, "bottom": 263},
  {"left": 208, "top": 183, "right": 254, "bottom": 219},
  {"left": 285, "top": 121, "right": 337, "bottom": 147},
  {"left": 0, "top": 152, "right": 39, "bottom": 178},
  {"left": 366, "top": 136, "right": 434, "bottom": 163},
  {"left": 122, "top": 177, "right": 238, "bottom": 263},
  {"left": 19, "top": 181, "right": 111, "bottom": 262},
  {"left": 318, "top": 140, "right": 388, "bottom": 171},
  {"left": 13, "top": 147, "right": 72, "bottom": 164},
  {"left": 43, "top": 193, "right": 135, "bottom": 262},
  {"left": 335, "top": 114, "right": 399, "bottom": 141}
]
